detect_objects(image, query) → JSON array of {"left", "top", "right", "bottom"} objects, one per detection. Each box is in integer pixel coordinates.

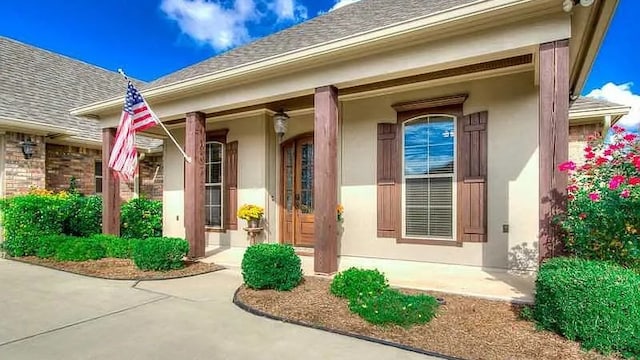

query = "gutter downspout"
[{"left": 603, "top": 114, "right": 612, "bottom": 139}]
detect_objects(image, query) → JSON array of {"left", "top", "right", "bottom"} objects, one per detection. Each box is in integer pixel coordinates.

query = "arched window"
[
  {"left": 205, "top": 141, "right": 224, "bottom": 227},
  {"left": 402, "top": 115, "right": 455, "bottom": 239}
]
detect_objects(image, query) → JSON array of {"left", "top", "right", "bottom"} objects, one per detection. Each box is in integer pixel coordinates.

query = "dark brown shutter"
[
  {"left": 225, "top": 141, "right": 238, "bottom": 230},
  {"left": 457, "top": 111, "right": 488, "bottom": 242},
  {"left": 377, "top": 123, "right": 399, "bottom": 238}
]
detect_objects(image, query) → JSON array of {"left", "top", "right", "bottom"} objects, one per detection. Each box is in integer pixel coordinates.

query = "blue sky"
[{"left": 1, "top": 0, "right": 638, "bottom": 126}]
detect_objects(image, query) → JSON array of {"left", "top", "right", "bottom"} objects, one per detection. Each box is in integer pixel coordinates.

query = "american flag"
[{"left": 108, "top": 81, "right": 159, "bottom": 181}]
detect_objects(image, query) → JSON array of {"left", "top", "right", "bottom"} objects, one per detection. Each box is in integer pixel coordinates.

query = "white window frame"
[
  {"left": 205, "top": 141, "right": 224, "bottom": 228},
  {"left": 401, "top": 114, "right": 457, "bottom": 241}
]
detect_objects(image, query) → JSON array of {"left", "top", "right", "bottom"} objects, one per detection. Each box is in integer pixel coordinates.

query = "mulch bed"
[
  {"left": 11, "top": 256, "right": 224, "bottom": 280},
  {"left": 236, "top": 277, "right": 617, "bottom": 360}
]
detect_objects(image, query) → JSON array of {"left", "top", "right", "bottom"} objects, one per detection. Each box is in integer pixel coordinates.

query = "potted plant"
[{"left": 237, "top": 204, "right": 264, "bottom": 228}]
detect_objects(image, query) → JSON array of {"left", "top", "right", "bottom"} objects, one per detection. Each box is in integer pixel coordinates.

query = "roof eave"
[{"left": 70, "top": 0, "right": 547, "bottom": 118}]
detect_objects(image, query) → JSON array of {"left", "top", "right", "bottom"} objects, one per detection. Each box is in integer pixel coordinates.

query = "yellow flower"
[{"left": 237, "top": 204, "right": 264, "bottom": 221}]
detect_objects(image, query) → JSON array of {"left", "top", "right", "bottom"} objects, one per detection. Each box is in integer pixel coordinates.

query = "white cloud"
[
  {"left": 271, "top": 0, "right": 308, "bottom": 21},
  {"left": 587, "top": 82, "right": 640, "bottom": 131},
  {"left": 161, "top": 0, "right": 259, "bottom": 51},
  {"left": 161, "top": 0, "right": 308, "bottom": 51},
  {"left": 330, "top": 0, "right": 361, "bottom": 11}
]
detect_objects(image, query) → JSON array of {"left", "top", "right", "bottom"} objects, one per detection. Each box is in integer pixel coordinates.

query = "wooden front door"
[{"left": 281, "top": 135, "right": 315, "bottom": 247}]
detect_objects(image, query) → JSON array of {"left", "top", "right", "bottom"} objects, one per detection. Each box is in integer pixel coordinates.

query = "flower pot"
[{"left": 248, "top": 218, "right": 260, "bottom": 228}]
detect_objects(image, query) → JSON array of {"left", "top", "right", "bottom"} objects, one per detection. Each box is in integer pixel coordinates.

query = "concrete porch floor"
[{"left": 203, "top": 246, "right": 535, "bottom": 304}]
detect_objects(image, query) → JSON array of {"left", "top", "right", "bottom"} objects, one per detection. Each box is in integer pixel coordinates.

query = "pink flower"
[
  {"left": 624, "top": 133, "right": 637, "bottom": 142},
  {"left": 589, "top": 192, "right": 600, "bottom": 201},
  {"left": 612, "top": 125, "right": 625, "bottom": 134},
  {"left": 629, "top": 177, "right": 640, "bottom": 186},
  {"left": 595, "top": 157, "right": 608, "bottom": 166},
  {"left": 558, "top": 161, "right": 576, "bottom": 172},
  {"left": 584, "top": 146, "right": 593, "bottom": 153},
  {"left": 604, "top": 148, "right": 614, "bottom": 156},
  {"left": 567, "top": 184, "right": 579, "bottom": 193},
  {"left": 609, "top": 175, "right": 626, "bottom": 190},
  {"left": 579, "top": 213, "right": 588, "bottom": 220},
  {"left": 585, "top": 152, "right": 596, "bottom": 160},
  {"left": 621, "top": 189, "right": 631, "bottom": 198}
]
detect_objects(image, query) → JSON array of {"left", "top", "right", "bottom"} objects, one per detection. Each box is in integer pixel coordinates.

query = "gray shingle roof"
[
  {"left": 570, "top": 96, "right": 627, "bottom": 112},
  {"left": 0, "top": 36, "right": 161, "bottom": 149},
  {"left": 148, "top": 0, "right": 477, "bottom": 88}
]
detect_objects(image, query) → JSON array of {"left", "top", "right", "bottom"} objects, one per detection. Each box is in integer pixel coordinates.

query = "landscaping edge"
[
  {"left": 232, "top": 286, "right": 466, "bottom": 360},
  {"left": 6, "top": 256, "right": 226, "bottom": 281}
]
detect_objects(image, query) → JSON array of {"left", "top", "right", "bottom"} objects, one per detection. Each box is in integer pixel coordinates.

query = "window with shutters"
[
  {"left": 402, "top": 115, "right": 455, "bottom": 240},
  {"left": 205, "top": 141, "right": 224, "bottom": 227}
]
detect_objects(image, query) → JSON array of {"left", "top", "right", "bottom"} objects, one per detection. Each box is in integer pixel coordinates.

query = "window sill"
[
  {"left": 397, "top": 237, "right": 462, "bottom": 247},
  {"left": 205, "top": 227, "right": 226, "bottom": 233}
]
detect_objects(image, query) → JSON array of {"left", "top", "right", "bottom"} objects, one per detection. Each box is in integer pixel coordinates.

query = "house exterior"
[
  {"left": 0, "top": 37, "right": 163, "bottom": 200},
  {"left": 73, "top": 0, "right": 619, "bottom": 273},
  {"left": 568, "top": 96, "right": 630, "bottom": 163}
]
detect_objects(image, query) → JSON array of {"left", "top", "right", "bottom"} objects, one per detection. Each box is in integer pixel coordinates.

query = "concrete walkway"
[{"left": 0, "top": 259, "right": 437, "bottom": 359}]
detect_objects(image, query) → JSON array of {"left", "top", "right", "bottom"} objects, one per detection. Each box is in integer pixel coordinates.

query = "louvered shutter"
[
  {"left": 457, "top": 111, "right": 488, "bottom": 242},
  {"left": 377, "top": 123, "right": 399, "bottom": 238},
  {"left": 225, "top": 141, "right": 238, "bottom": 230}
]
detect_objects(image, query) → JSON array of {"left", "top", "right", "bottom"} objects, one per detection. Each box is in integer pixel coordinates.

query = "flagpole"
[{"left": 118, "top": 69, "right": 192, "bottom": 164}]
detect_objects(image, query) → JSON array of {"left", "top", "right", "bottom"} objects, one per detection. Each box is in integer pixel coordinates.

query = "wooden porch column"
[
  {"left": 314, "top": 85, "right": 339, "bottom": 274},
  {"left": 185, "top": 111, "right": 206, "bottom": 258},
  {"left": 539, "top": 39, "right": 569, "bottom": 263},
  {"left": 102, "top": 127, "right": 120, "bottom": 236}
]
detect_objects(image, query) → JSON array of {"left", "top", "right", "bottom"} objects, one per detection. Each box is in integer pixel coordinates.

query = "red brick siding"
[
  {"left": 139, "top": 154, "right": 163, "bottom": 200},
  {"left": 568, "top": 123, "right": 602, "bottom": 165},
  {"left": 4, "top": 132, "right": 46, "bottom": 196}
]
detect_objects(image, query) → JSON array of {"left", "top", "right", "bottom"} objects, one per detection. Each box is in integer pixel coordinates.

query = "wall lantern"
[
  {"left": 273, "top": 110, "right": 289, "bottom": 139},
  {"left": 20, "top": 138, "right": 37, "bottom": 159}
]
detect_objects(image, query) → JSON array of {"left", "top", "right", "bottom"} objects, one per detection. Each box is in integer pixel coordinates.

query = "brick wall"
[
  {"left": 45, "top": 144, "right": 163, "bottom": 200},
  {"left": 569, "top": 123, "right": 602, "bottom": 165},
  {"left": 4, "top": 132, "right": 46, "bottom": 195}
]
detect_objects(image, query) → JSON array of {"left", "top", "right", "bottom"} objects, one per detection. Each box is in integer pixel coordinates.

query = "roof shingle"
[
  {"left": 149, "top": 0, "right": 477, "bottom": 88},
  {"left": 0, "top": 36, "right": 161, "bottom": 149},
  {"left": 570, "top": 96, "right": 627, "bottom": 113}
]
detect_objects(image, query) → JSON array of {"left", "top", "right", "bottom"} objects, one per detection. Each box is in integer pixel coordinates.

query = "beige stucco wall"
[
  {"left": 337, "top": 72, "right": 539, "bottom": 270},
  {"left": 163, "top": 114, "right": 275, "bottom": 248}
]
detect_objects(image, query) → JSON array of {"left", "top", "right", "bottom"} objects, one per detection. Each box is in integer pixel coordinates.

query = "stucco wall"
[
  {"left": 163, "top": 114, "right": 272, "bottom": 248},
  {"left": 162, "top": 72, "right": 539, "bottom": 269},
  {"left": 337, "top": 72, "right": 539, "bottom": 270}
]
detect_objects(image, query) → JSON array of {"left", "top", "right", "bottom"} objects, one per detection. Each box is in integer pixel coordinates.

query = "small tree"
[{"left": 559, "top": 125, "right": 640, "bottom": 269}]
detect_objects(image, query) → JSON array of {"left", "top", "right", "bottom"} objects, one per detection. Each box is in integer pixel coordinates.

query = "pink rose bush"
[{"left": 559, "top": 125, "right": 640, "bottom": 269}]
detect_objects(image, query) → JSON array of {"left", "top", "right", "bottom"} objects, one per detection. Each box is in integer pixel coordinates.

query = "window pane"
[
  {"left": 95, "top": 161, "right": 102, "bottom": 176},
  {"left": 403, "top": 116, "right": 455, "bottom": 239},
  {"left": 205, "top": 141, "right": 224, "bottom": 227},
  {"left": 205, "top": 184, "right": 222, "bottom": 227},
  {"left": 404, "top": 117, "right": 454, "bottom": 175},
  {"left": 95, "top": 178, "right": 102, "bottom": 194}
]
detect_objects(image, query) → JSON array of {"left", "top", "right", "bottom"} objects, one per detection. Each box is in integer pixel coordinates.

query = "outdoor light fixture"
[
  {"left": 20, "top": 137, "right": 36, "bottom": 159},
  {"left": 273, "top": 110, "right": 289, "bottom": 139}
]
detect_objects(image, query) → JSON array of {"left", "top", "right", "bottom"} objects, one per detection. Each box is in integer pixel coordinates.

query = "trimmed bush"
[
  {"left": 132, "top": 237, "right": 189, "bottom": 271},
  {"left": 349, "top": 288, "right": 439, "bottom": 327},
  {"left": 36, "top": 235, "right": 74, "bottom": 259},
  {"left": 0, "top": 194, "right": 68, "bottom": 256},
  {"left": 330, "top": 267, "right": 388, "bottom": 301},
  {"left": 55, "top": 237, "right": 106, "bottom": 261},
  {"left": 121, "top": 198, "right": 162, "bottom": 239},
  {"left": 241, "top": 244, "right": 302, "bottom": 291},
  {"left": 64, "top": 195, "right": 102, "bottom": 237},
  {"left": 91, "top": 234, "right": 139, "bottom": 259},
  {"left": 534, "top": 257, "right": 640, "bottom": 358}
]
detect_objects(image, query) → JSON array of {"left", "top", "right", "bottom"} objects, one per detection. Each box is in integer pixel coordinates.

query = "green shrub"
[
  {"left": 330, "top": 267, "right": 388, "bottom": 301},
  {"left": 64, "top": 195, "right": 102, "bottom": 237},
  {"left": 132, "top": 237, "right": 188, "bottom": 271},
  {"left": 91, "top": 234, "right": 139, "bottom": 259},
  {"left": 55, "top": 237, "right": 106, "bottom": 261},
  {"left": 534, "top": 257, "right": 640, "bottom": 357},
  {"left": 0, "top": 194, "right": 68, "bottom": 256},
  {"left": 241, "top": 244, "right": 302, "bottom": 291},
  {"left": 36, "top": 235, "right": 74, "bottom": 259},
  {"left": 121, "top": 198, "right": 162, "bottom": 239},
  {"left": 349, "top": 288, "right": 439, "bottom": 327}
]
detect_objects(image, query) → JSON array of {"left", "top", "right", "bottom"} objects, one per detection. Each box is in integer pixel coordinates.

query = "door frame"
[{"left": 279, "top": 132, "right": 314, "bottom": 246}]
